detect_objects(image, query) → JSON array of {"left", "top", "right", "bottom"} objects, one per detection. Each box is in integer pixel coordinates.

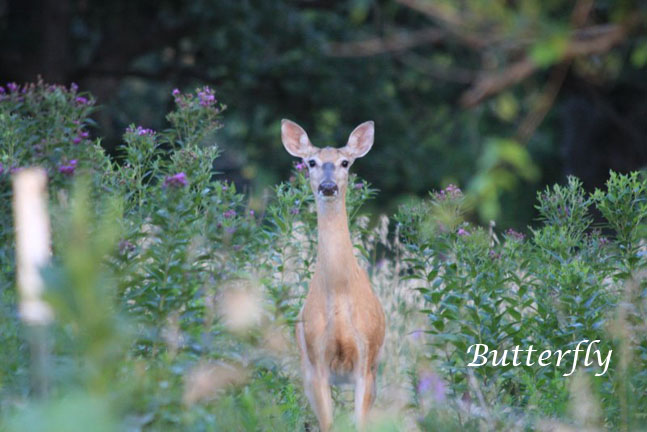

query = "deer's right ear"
[{"left": 281, "top": 119, "right": 313, "bottom": 158}]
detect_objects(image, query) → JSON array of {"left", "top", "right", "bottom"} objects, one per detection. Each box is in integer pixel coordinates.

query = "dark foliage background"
[{"left": 2, "top": 0, "right": 646, "bottom": 226}]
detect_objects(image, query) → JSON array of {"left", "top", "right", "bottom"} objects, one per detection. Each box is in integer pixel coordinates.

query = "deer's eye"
[
  {"left": 308, "top": 160, "right": 316, "bottom": 168},
  {"left": 341, "top": 160, "right": 349, "bottom": 168}
]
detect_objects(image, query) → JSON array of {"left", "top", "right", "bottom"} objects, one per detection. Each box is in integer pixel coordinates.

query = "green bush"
[
  {"left": 1, "top": 81, "right": 647, "bottom": 431},
  {"left": 396, "top": 174, "right": 647, "bottom": 429}
]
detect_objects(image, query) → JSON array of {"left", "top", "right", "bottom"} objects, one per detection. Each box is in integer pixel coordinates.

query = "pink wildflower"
[
  {"left": 505, "top": 228, "right": 525, "bottom": 241},
  {"left": 58, "top": 160, "right": 77, "bottom": 176},
  {"left": 197, "top": 86, "right": 216, "bottom": 107},
  {"left": 417, "top": 371, "right": 446, "bottom": 403},
  {"left": 164, "top": 172, "right": 188, "bottom": 188}
]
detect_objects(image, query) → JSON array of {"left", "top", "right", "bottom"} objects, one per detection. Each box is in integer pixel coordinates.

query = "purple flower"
[
  {"left": 79, "top": 131, "right": 89, "bottom": 139},
  {"left": 436, "top": 184, "right": 463, "bottom": 201},
  {"left": 446, "top": 184, "right": 460, "bottom": 194},
  {"left": 505, "top": 228, "right": 525, "bottom": 241},
  {"left": 197, "top": 86, "right": 216, "bottom": 107},
  {"left": 163, "top": 172, "right": 188, "bottom": 188},
  {"left": 6, "top": 82, "right": 18, "bottom": 93},
  {"left": 58, "top": 160, "right": 78, "bottom": 176},
  {"left": 223, "top": 209, "right": 236, "bottom": 219},
  {"left": 73, "top": 136, "right": 82, "bottom": 145},
  {"left": 354, "top": 183, "right": 363, "bottom": 190},
  {"left": 0, "top": 163, "right": 4, "bottom": 175},
  {"left": 70, "top": 82, "right": 79, "bottom": 93},
  {"left": 290, "top": 207, "right": 299, "bottom": 215},
  {"left": 126, "top": 125, "right": 155, "bottom": 136},
  {"left": 221, "top": 184, "right": 228, "bottom": 191},
  {"left": 75, "top": 96, "right": 88, "bottom": 105},
  {"left": 417, "top": 372, "right": 446, "bottom": 403},
  {"left": 410, "top": 329, "right": 424, "bottom": 341},
  {"left": 295, "top": 161, "right": 306, "bottom": 172},
  {"left": 457, "top": 228, "right": 469, "bottom": 237},
  {"left": 173, "top": 90, "right": 187, "bottom": 108},
  {"left": 0, "top": 87, "right": 4, "bottom": 94},
  {"left": 225, "top": 226, "right": 237, "bottom": 235},
  {"left": 249, "top": 210, "right": 255, "bottom": 217}
]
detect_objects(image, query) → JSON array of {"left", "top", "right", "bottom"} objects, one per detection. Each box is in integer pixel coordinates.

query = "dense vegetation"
[{"left": 1, "top": 81, "right": 646, "bottom": 431}]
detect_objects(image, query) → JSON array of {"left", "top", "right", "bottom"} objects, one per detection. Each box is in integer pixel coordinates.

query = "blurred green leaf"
[{"left": 531, "top": 33, "right": 568, "bottom": 68}]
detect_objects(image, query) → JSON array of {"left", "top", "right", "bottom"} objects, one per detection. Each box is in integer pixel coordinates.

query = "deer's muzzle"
[{"left": 318, "top": 181, "right": 338, "bottom": 196}]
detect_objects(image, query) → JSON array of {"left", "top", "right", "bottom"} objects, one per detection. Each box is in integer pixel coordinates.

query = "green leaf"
[
  {"left": 531, "top": 33, "right": 568, "bottom": 68},
  {"left": 631, "top": 41, "right": 647, "bottom": 68}
]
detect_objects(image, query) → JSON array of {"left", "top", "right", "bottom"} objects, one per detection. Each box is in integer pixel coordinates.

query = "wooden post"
[{"left": 12, "top": 167, "right": 53, "bottom": 396}]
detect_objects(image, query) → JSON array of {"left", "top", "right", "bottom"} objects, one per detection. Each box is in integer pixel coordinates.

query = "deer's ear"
[
  {"left": 344, "top": 121, "right": 374, "bottom": 159},
  {"left": 281, "top": 119, "right": 314, "bottom": 158}
]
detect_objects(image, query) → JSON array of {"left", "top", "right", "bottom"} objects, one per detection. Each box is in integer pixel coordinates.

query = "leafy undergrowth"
[{"left": 1, "top": 81, "right": 646, "bottom": 431}]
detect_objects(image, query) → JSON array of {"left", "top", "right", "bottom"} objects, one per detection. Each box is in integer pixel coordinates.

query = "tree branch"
[
  {"left": 395, "top": 52, "right": 476, "bottom": 84},
  {"left": 395, "top": 0, "right": 490, "bottom": 49},
  {"left": 460, "top": 24, "right": 626, "bottom": 107},
  {"left": 326, "top": 27, "right": 444, "bottom": 57},
  {"left": 514, "top": 0, "right": 594, "bottom": 142}
]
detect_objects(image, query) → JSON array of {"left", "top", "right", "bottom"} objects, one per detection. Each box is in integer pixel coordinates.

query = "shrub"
[{"left": 396, "top": 174, "right": 647, "bottom": 429}]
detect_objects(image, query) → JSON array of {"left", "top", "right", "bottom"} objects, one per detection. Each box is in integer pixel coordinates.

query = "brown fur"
[{"left": 282, "top": 119, "right": 385, "bottom": 431}]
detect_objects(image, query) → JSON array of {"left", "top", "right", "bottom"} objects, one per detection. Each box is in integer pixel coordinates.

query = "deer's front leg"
[
  {"left": 354, "top": 367, "right": 377, "bottom": 430},
  {"left": 304, "top": 367, "right": 333, "bottom": 432},
  {"left": 297, "top": 320, "right": 333, "bottom": 431}
]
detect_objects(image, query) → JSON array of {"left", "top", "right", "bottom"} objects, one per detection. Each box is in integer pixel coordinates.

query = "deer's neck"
[{"left": 315, "top": 197, "right": 360, "bottom": 291}]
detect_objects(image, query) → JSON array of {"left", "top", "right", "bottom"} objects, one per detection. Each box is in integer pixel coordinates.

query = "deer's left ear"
[{"left": 344, "top": 121, "right": 374, "bottom": 159}]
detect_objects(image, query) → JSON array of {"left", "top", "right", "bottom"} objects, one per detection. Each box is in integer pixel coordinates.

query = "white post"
[
  {"left": 12, "top": 168, "right": 53, "bottom": 324},
  {"left": 12, "top": 167, "right": 53, "bottom": 396}
]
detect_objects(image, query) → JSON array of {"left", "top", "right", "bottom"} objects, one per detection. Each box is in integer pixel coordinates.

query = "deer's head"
[{"left": 281, "top": 119, "right": 374, "bottom": 203}]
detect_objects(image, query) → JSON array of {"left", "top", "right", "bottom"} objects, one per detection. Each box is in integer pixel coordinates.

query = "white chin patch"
[{"left": 318, "top": 191, "right": 338, "bottom": 199}]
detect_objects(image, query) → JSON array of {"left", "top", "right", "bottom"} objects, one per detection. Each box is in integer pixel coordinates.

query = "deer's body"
[{"left": 281, "top": 122, "right": 385, "bottom": 431}]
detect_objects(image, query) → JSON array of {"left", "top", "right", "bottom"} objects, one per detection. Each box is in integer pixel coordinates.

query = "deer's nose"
[{"left": 318, "top": 181, "right": 338, "bottom": 196}]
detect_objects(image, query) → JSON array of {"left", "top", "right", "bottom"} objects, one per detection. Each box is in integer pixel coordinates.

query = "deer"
[{"left": 281, "top": 119, "right": 386, "bottom": 431}]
